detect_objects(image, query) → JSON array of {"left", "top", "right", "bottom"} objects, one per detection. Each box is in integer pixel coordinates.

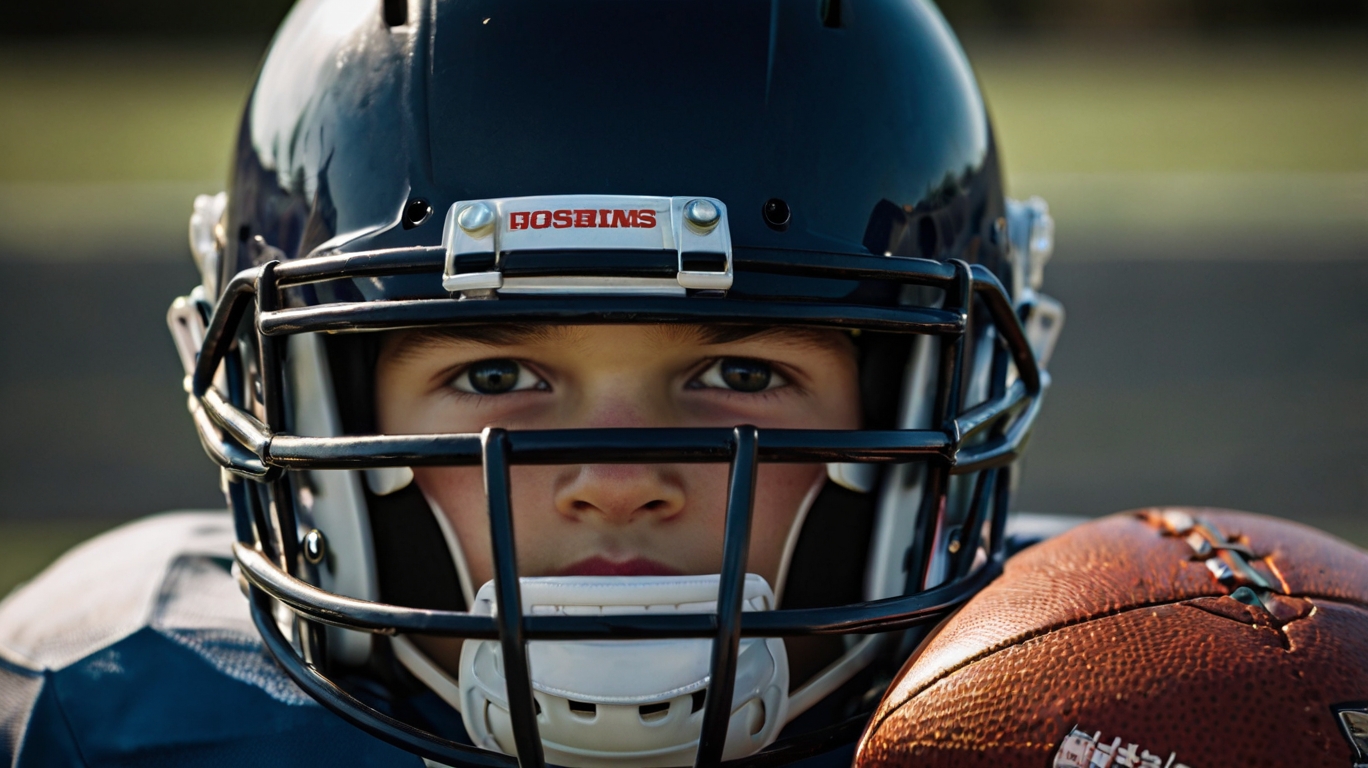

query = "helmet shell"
[{"left": 224, "top": 0, "right": 1005, "bottom": 297}]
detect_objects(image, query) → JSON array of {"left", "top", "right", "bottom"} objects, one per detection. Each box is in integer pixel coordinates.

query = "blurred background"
[{"left": 1, "top": 0, "right": 1364, "bottom": 596}]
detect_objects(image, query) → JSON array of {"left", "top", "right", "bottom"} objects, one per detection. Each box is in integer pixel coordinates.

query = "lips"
[{"left": 557, "top": 556, "right": 682, "bottom": 577}]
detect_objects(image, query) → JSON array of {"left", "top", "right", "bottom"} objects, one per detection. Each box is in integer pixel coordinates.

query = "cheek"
[
  {"left": 749, "top": 464, "right": 826, "bottom": 586},
  {"left": 412, "top": 465, "right": 564, "bottom": 588},
  {"left": 412, "top": 466, "right": 492, "bottom": 585}
]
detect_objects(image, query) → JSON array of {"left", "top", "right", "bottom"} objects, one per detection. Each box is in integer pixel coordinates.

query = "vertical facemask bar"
[
  {"left": 949, "top": 469, "right": 994, "bottom": 580},
  {"left": 904, "top": 469, "right": 945, "bottom": 593},
  {"left": 935, "top": 261, "right": 973, "bottom": 437},
  {"left": 909, "top": 260, "right": 973, "bottom": 593},
  {"left": 989, "top": 465, "right": 1012, "bottom": 560},
  {"left": 256, "top": 262, "right": 302, "bottom": 571},
  {"left": 250, "top": 480, "right": 282, "bottom": 565},
  {"left": 974, "top": 334, "right": 1012, "bottom": 567},
  {"left": 482, "top": 429, "right": 546, "bottom": 768},
  {"left": 695, "top": 425, "right": 759, "bottom": 767}
]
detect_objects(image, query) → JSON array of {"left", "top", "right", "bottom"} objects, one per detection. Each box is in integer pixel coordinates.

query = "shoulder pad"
[{"left": 0, "top": 511, "right": 236, "bottom": 673}]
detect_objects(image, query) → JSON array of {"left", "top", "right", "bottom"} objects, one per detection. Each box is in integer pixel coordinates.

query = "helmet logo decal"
[
  {"left": 442, "top": 194, "right": 732, "bottom": 295},
  {"left": 509, "top": 208, "right": 658, "bottom": 230}
]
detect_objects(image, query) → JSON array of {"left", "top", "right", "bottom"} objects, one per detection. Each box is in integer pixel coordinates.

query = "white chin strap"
[{"left": 461, "top": 575, "right": 788, "bottom": 767}]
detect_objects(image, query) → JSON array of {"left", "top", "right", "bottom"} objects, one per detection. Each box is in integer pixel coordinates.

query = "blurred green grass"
[
  {"left": 0, "top": 42, "right": 258, "bottom": 183},
  {"left": 972, "top": 36, "right": 1368, "bottom": 174}
]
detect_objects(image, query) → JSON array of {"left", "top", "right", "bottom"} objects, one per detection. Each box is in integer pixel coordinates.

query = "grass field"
[
  {"left": 970, "top": 35, "right": 1368, "bottom": 175},
  {"left": 1, "top": 33, "right": 1364, "bottom": 600}
]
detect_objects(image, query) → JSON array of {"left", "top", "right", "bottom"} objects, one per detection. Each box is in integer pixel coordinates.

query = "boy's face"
[{"left": 375, "top": 325, "right": 860, "bottom": 592}]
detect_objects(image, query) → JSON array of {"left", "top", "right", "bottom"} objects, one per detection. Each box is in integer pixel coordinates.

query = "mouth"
[{"left": 557, "top": 556, "right": 683, "bottom": 577}]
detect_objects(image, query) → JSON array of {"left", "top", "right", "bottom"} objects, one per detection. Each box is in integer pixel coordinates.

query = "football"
[{"left": 856, "top": 509, "right": 1368, "bottom": 768}]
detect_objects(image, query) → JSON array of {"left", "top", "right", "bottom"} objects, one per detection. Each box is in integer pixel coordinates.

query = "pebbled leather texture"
[{"left": 856, "top": 508, "right": 1368, "bottom": 768}]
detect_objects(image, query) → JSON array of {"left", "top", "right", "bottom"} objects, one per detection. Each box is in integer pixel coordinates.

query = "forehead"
[{"left": 383, "top": 324, "right": 854, "bottom": 360}]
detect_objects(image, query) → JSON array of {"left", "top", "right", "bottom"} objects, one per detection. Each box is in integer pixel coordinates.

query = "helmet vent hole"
[
  {"left": 402, "top": 198, "right": 432, "bottom": 229},
  {"left": 691, "top": 689, "right": 707, "bottom": 714},
  {"left": 917, "top": 216, "right": 939, "bottom": 258},
  {"left": 762, "top": 198, "right": 791, "bottom": 231},
  {"left": 568, "top": 700, "right": 597, "bottom": 719},
  {"left": 819, "top": 0, "right": 843, "bottom": 28},
  {"left": 382, "top": 0, "right": 407, "bottom": 27},
  {"left": 639, "top": 701, "right": 670, "bottom": 722}
]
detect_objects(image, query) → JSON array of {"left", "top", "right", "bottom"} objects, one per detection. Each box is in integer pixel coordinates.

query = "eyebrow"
[
  {"left": 382, "top": 324, "right": 558, "bottom": 362},
  {"left": 659, "top": 324, "right": 856, "bottom": 355}
]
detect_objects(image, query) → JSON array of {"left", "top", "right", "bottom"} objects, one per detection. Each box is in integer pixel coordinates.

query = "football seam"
[{"left": 869, "top": 590, "right": 1368, "bottom": 735}]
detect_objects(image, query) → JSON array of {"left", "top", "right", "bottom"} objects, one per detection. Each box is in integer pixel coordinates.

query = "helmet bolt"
[
  {"left": 683, "top": 199, "right": 720, "bottom": 230},
  {"left": 303, "top": 528, "right": 327, "bottom": 565},
  {"left": 457, "top": 202, "right": 495, "bottom": 233},
  {"left": 947, "top": 535, "right": 962, "bottom": 555},
  {"left": 762, "top": 198, "right": 790, "bottom": 231}
]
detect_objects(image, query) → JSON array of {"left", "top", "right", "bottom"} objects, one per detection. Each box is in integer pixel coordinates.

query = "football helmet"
[{"left": 167, "top": 0, "right": 1063, "bottom": 765}]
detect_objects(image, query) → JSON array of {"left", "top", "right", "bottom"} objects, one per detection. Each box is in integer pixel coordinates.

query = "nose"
[{"left": 553, "top": 464, "right": 686, "bottom": 525}]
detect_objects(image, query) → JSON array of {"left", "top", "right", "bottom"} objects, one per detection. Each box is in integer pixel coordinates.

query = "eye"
[
  {"left": 452, "top": 359, "right": 546, "bottom": 395},
  {"left": 694, "top": 357, "right": 786, "bottom": 393}
]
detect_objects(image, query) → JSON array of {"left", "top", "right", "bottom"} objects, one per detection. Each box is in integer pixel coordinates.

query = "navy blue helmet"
[{"left": 169, "top": 0, "right": 1061, "bottom": 764}]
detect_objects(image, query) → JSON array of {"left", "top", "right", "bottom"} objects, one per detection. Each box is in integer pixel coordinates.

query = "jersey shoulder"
[{"left": 0, "top": 512, "right": 419, "bottom": 767}]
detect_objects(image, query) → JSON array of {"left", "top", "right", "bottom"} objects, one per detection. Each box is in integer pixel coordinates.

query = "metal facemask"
[{"left": 169, "top": 189, "right": 1060, "bottom": 767}]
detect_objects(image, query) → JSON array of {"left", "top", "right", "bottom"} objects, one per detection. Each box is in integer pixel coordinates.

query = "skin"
[{"left": 374, "top": 324, "right": 861, "bottom": 673}]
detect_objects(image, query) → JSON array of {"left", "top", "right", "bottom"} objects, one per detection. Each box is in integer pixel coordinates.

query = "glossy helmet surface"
[{"left": 168, "top": 0, "right": 1061, "bottom": 765}]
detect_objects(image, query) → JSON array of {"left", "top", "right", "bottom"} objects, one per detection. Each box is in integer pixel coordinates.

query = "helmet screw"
[
  {"left": 302, "top": 528, "right": 327, "bottom": 565},
  {"left": 947, "top": 534, "right": 962, "bottom": 555},
  {"left": 683, "top": 199, "right": 719, "bottom": 230},
  {"left": 457, "top": 202, "right": 495, "bottom": 234},
  {"left": 762, "top": 198, "right": 790, "bottom": 231}
]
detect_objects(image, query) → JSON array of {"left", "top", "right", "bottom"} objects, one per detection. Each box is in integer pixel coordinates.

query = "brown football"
[{"left": 855, "top": 508, "right": 1368, "bottom": 768}]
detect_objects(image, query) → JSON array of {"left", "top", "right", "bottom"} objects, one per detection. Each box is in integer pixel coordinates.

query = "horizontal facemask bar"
[
  {"left": 195, "top": 383, "right": 1039, "bottom": 476},
  {"left": 257, "top": 296, "right": 963, "bottom": 337},
  {"left": 261, "top": 245, "right": 956, "bottom": 289},
  {"left": 235, "top": 532, "right": 998, "bottom": 639}
]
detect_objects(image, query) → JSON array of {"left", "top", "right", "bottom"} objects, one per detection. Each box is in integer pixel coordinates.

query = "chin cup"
[{"left": 458, "top": 575, "right": 789, "bottom": 767}]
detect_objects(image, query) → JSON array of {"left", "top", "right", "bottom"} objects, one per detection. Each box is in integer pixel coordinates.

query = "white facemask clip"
[
  {"left": 826, "top": 462, "right": 877, "bottom": 493},
  {"left": 366, "top": 466, "right": 414, "bottom": 496}
]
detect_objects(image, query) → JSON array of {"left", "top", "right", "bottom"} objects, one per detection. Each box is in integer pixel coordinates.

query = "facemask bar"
[{"left": 171, "top": 246, "right": 1045, "bottom": 768}]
